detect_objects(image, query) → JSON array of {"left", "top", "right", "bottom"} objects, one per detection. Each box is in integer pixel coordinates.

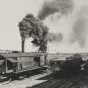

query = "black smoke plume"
[{"left": 38, "top": 0, "right": 73, "bottom": 20}]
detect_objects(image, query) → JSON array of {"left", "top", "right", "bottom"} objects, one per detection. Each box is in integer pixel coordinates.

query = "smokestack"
[
  {"left": 21, "top": 37, "right": 25, "bottom": 52},
  {"left": 38, "top": 0, "right": 73, "bottom": 20}
]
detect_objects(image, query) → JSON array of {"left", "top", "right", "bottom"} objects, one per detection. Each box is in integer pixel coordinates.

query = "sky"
[
  {"left": 0, "top": 0, "right": 88, "bottom": 53},
  {"left": 0, "top": 0, "right": 43, "bottom": 51}
]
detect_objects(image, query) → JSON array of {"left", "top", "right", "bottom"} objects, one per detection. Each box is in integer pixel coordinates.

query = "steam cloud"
[
  {"left": 36, "top": 0, "right": 88, "bottom": 53},
  {"left": 38, "top": 0, "right": 73, "bottom": 20},
  {"left": 48, "top": 33, "right": 63, "bottom": 42},
  {"left": 70, "top": 6, "right": 88, "bottom": 48},
  {"left": 71, "top": 16, "right": 87, "bottom": 47}
]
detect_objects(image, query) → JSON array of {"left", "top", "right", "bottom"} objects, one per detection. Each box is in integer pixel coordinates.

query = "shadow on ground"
[{"left": 26, "top": 71, "right": 88, "bottom": 88}]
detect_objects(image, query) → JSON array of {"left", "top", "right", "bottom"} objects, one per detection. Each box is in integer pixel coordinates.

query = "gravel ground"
[
  {"left": 0, "top": 73, "right": 49, "bottom": 88},
  {"left": 28, "top": 71, "right": 88, "bottom": 88}
]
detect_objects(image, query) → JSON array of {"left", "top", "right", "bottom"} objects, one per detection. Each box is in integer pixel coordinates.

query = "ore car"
[
  {"left": 49, "top": 54, "right": 84, "bottom": 72},
  {"left": 0, "top": 52, "right": 47, "bottom": 81}
]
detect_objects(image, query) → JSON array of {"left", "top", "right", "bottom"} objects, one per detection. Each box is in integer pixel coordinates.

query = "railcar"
[
  {"left": 49, "top": 54, "right": 84, "bottom": 72},
  {"left": 0, "top": 52, "right": 47, "bottom": 81}
]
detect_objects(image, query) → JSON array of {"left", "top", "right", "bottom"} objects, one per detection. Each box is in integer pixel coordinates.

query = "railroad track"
[
  {"left": 28, "top": 78, "right": 81, "bottom": 88},
  {"left": 28, "top": 72, "right": 86, "bottom": 88}
]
